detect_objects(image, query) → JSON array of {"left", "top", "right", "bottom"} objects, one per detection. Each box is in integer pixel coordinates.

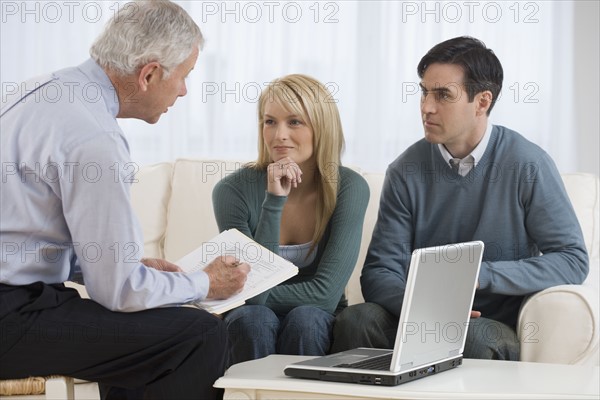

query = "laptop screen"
[{"left": 391, "top": 241, "right": 483, "bottom": 372}]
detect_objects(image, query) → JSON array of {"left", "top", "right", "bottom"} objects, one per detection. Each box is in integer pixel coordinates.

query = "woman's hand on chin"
[{"left": 266, "top": 157, "right": 302, "bottom": 196}]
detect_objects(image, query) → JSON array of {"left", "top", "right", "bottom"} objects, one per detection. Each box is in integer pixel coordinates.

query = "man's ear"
[
  {"left": 137, "top": 62, "right": 162, "bottom": 92},
  {"left": 476, "top": 90, "right": 492, "bottom": 116}
]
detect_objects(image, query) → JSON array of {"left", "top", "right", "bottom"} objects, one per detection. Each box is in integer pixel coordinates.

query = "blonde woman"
[{"left": 212, "top": 74, "right": 369, "bottom": 364}]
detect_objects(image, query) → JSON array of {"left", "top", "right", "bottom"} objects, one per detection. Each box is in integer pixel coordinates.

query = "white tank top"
[{"left": 279, "top": 242, "right": 317, "bottom": 268}]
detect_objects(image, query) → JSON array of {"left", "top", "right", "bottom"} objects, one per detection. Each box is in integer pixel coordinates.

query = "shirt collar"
[
  {"left": 77, "top": 58, "right": 120, "bottom": 118},
  {"left": 438, "top": 123, "right": 492, "bottom": 167}
]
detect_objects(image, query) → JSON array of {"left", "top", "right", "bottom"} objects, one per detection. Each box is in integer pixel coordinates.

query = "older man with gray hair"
[{"left": 0, "top": 1, "right": 249, "bottom": 399}]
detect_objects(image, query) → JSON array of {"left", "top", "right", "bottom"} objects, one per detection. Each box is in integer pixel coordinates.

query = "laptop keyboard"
[{"left": 333, "top": 353, "right": 392, "bottom": 370}]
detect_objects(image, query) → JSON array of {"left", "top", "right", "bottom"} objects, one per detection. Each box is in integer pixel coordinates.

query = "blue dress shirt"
[{"left": 0, "top": 59, "right": 209, "bottom": 311}]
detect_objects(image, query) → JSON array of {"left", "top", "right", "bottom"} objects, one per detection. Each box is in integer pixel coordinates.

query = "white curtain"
[{"left": 1, "top": 1, "right": 576, "bottom": 173}]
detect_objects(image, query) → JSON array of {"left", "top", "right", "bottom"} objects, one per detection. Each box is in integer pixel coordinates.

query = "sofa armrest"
[{"left": 517, "top": 284, "right": 599, "bottom": 365}]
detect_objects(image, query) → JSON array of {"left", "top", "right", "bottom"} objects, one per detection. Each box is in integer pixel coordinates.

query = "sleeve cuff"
[
  {"left": 189, "top": 270, "right": 210, "bottom": 301},
  {"left": 478, "top": 261, "right": 491, "bottom": 290},
  {"left": 263, "top": 191, "right": 287, "bottom": 211}
]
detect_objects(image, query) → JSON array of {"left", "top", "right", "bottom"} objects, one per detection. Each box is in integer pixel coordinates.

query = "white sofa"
[{"left": 130, "top": 158, "right": 599, "bottom": 366}]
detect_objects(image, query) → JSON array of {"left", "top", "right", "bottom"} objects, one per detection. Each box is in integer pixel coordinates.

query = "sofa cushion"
[
  {"left": 130, "top": 162, "right": 173, "bottom": 259},
  {"left": 164, "top": 159, "right": 247, "bottom": 261},
  {"left": 346, "top": 172, "right": 385, "bottom": 305}
]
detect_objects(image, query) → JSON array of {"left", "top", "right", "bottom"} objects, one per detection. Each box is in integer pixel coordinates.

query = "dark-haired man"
[{"left": 332, "top": 36, "right": 588, "bottom": 360}]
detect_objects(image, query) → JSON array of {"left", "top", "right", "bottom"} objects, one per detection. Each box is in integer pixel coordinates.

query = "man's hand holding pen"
[{"left": 204, "top": 255, "right": 251, "bottom": 299}]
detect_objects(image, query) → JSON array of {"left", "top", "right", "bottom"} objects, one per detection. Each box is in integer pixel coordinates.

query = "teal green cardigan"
[{"left": 212, "top": 166, "right": 369, "bottom": 314}]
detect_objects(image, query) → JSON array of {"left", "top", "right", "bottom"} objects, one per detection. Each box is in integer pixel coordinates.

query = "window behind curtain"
[{"left": 0, "top": 1, "right": 575, "bottom": 173}]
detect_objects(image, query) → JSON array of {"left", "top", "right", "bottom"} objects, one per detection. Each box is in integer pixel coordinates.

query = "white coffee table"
[{"left": 214, "top": 355, "right": 599, "bottom": 399}]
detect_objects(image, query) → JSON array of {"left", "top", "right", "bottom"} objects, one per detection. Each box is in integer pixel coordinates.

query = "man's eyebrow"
[{"left": 419, "top": 83, "right": 452, "bottom": 92}]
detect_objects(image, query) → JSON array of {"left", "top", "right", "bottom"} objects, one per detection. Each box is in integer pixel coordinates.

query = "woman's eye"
[{"left": 264, "top": 119, "right": 275, "bottom": 125}]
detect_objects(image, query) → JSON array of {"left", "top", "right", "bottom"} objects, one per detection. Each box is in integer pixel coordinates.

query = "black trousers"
[{"left": 0, "top": 282, "right": 227, "bottom": 399}]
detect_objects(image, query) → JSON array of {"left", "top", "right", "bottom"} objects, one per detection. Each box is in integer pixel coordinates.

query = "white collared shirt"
[{"left": 438, "top": 124, "right": 492, "bottom": 176}]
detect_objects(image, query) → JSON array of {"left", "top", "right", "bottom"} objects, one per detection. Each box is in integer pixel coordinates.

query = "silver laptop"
[{"left": 284, "top": 241, "right": 484, "bottom": 386}]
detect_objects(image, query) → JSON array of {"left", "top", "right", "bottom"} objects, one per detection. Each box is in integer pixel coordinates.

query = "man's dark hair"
[{"left": 417, "top": 36, "right": 503, "bottom": 115}]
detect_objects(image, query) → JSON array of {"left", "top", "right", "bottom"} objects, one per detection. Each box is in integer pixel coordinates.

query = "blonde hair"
[{"left": 254, "top": 74, "right": 345, "bottom": 251}]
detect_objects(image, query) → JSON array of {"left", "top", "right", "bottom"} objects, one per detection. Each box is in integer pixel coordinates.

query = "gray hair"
[{"left": 90, "top": 0, "right": 203, "bottom": 78}]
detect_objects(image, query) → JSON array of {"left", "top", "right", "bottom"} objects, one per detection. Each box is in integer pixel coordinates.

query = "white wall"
[{"left": 574, "top": 1, "right": 600, "bottom": 176}]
